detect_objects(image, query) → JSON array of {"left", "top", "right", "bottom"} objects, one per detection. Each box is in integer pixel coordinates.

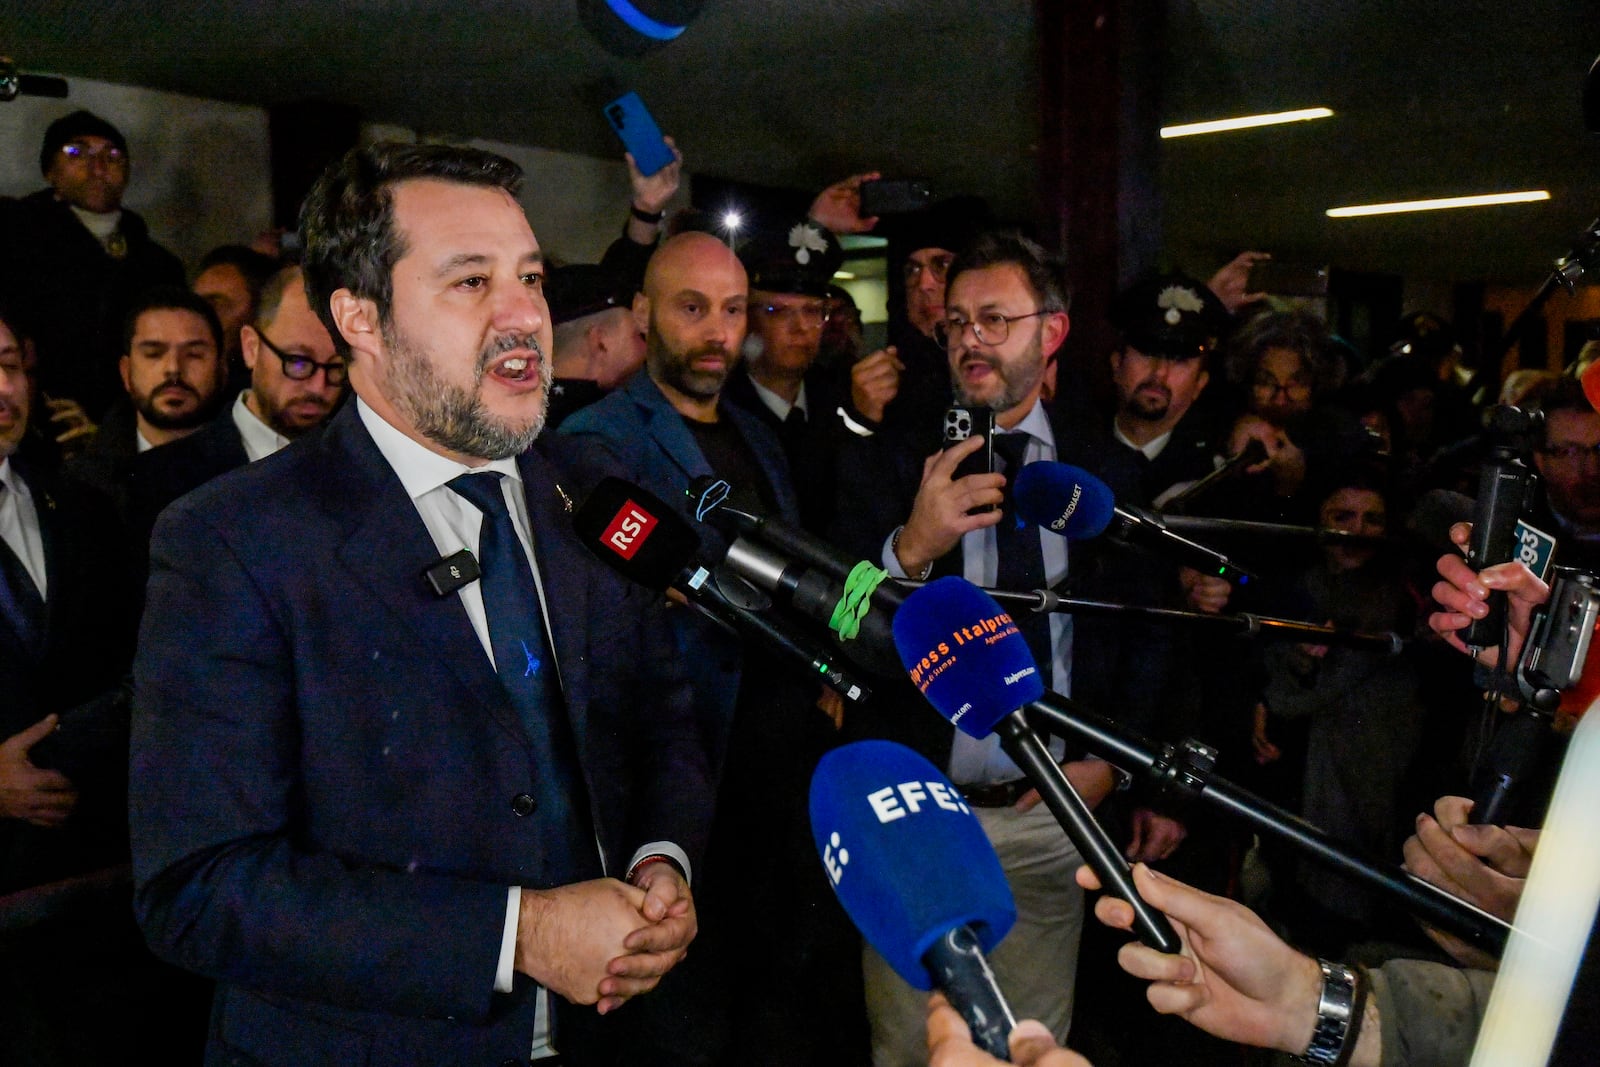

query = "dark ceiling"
[{"left": 7, "top": 0, "right": 1599, "bottom": 286}]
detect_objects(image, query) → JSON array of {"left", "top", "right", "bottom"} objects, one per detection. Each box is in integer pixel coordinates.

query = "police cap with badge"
[
  {"left": 739, "top": 218, "right": 844, "bottom": 297},
  {"left": 1110, "top": 272, "right": 1233, "bottom": 361},
  {"left": 543, "top": 263, "right": 637, "bottom": 326}
]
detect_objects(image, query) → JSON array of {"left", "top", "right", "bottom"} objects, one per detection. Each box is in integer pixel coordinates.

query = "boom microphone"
[
  {"left": 1012, "top": 462, "right": 1258, "bottom": 584},
  {"left": 810, "top": 740, "right": 1018, "bottom": 1059},
  {"left": 892, "top": 576, "right": 1182, "bottom": 954}
]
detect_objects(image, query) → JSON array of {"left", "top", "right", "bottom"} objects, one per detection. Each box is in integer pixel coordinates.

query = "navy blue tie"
[
  {"left": 447, "top": 472, "right": 596, "bottom": 884},
  {"left": 992, "top": 433, "right": 1054, "bottom": 674},
  {"left": 0, "top": 484, "right": 44, "bottom": 655}
]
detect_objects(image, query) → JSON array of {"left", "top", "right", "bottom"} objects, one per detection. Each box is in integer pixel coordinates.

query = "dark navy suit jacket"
[
  {"left": 0, "top": 461, "right": 137, "bottom": 894},
  {"left": 560, "top": 371, "right": 799, "bottom": 779},
  {"left": 130, "top": 402, "right": 709, "bottom": 1066}
]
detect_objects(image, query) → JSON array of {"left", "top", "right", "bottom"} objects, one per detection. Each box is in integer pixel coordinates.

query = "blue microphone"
[
  {"left": 892, "top": 576, "right": 1046, "bottom": 740},
  {"left": 891, "top": 577, "right": 1183, "bottom": 956},
  {"left": 810, "top": 740, "right": 1018, "bottom": 1059},
  {"left": 1013, "top": 461, "right": 1256, "bottom": 584}
]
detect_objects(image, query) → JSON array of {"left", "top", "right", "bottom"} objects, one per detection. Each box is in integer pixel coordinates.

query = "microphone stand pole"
[
  {"left": 907, "top": 583, "right": 1407, "bottom": 655},
  {"left": 991, "top": 712, "right": 1183, "bottom": 955},
  {"left": 1484, "top": 218, "right": 1600, "bottom": 384},
  {"left": 1024, "top": 692, "right": 1512, "bottom": 953}
]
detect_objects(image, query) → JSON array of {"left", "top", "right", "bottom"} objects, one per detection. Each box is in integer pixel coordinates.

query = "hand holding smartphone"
[{"left": 604, "top": 92, "right": 675, "bottom": 176}]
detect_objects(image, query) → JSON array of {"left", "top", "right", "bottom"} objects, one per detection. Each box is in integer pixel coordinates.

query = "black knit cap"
[{"left": 39, "top": 110, "right": 128, "bottom": 176}]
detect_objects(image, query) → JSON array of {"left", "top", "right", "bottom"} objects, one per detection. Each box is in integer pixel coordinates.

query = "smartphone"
[
  {"left": 860, "top": 179, "right": 932, "bottom": 217},
  {"left": 943, "top": 405, "right": 995, "bottom": 511},
  {"left": 1248, "top": 259, "right": 1329, "bottom": 296},
  {"left": 603, "top": 92, "right": 674, "bottom": 177}
]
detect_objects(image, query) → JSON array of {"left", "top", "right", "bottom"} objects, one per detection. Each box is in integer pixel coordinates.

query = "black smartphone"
[
  {"left": 603, "top": 92, "right": 674, "bottom": 176},
  {"left": 860, "top": 178, "right": 932, "bottom": 217},
  {"left": 1248, "top": 259, "right": 1329, "bottom": 296},
  {"left": 943, "top": 405, "right": 995, "bottom": 511}
]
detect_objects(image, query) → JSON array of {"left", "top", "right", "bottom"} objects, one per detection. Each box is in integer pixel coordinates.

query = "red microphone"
[{"left": 1581, "top": 356, "right": 1600, "bottom": 415}]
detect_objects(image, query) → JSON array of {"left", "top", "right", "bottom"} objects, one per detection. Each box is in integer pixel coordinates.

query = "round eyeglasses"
[{"left": 933, "top": 310, "right": 1047, "bottom": 350}]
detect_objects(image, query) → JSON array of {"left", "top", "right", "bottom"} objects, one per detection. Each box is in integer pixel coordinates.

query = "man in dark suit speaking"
[{"left": 129, "top": 143, "right": 711, "bottom": 1064}]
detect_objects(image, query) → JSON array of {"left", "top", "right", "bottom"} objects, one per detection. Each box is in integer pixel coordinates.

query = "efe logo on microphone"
[{"left": 600, "top": 500, "right": 658, "bottom": 560}]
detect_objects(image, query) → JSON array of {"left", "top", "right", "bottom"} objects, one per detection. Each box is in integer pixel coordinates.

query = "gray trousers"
[{"left": 862, "top": 801, "right": 1086, "bottom": 1067}]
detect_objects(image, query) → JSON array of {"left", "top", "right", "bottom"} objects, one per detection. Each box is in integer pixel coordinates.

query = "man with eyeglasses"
[
  {"left": 726, "top": 219, "right": 853, "bottom": 533},
  {"left": 130, "top": 266, "right": 346, "bottom": 548},
  {"left": 1527, "top": 377, "right": 1600, "bottom": 571},
  {"left": 64, "top": 288, "right": 225, "bottom": 524},
  {"left": 0, "top": 110, "right": 184, "bottom": 421},
  {"left": 835, "top": 231, "right": 1170, "bottom": 1067},
  {"left": 845, "top": 199, "right": 991, "bottom": 443}
]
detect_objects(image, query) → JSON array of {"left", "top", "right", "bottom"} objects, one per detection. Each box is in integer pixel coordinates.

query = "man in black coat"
[
  {"left": 0, "top": 309, "right": 151, "bottom": 1064},
  {"left": 0, "top": 111, "right": 185, "bottom": 419}
]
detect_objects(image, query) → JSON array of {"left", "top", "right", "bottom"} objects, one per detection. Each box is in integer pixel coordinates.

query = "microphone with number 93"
[{"left": 810, "top": 740, "right": 1019, "bottom": 1059}]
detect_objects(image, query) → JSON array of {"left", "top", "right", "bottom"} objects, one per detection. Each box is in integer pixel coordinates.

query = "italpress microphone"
[
  {"left": 891, "top": 576, "right": 1182, "bottom": 954},
  {"left": 810, "top": 740, "right": 1018, "bottom": 1060},
  {"left": 1013, "top": 462, "right": 1258, "bottom": 585}
]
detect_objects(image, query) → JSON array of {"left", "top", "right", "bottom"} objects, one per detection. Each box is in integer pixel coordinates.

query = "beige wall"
[
  {"left": 1, "top": 75, "right": 272, "bottom": 270},
  {"left": 3, "top": 78, "right": 674, "bottom": 275}
]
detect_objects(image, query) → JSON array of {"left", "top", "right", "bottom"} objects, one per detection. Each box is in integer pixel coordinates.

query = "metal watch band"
[{"left": 1300, "top": 959, "right": 1357, "bottom": 1065}]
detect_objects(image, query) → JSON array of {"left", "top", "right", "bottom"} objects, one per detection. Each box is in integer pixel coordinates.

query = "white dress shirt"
[
  {"left": 0, "top": 458, "right": 47, "bottom": 598},
  {"left": 232, "top": 392, "right": 292, "bottom": 462}
]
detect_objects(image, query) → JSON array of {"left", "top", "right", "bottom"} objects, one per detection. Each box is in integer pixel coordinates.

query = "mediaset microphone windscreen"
[
  {"left": 572, "top": 476, "right": 701, "bottom": 590},
  {"left": 1011, "top": 461, "right": 1115, "bottom": 539},
  {"left": 1013, "top": 461, "right": 1257, "bottom": 584},
  {"left": 892, "top": 576, "right": 1045, "bottom": 739},
  {"left": 809, "top": 740, "right": 1016, "bottom": 989}
]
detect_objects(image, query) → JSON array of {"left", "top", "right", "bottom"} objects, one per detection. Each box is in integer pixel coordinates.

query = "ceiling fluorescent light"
[
  {"left": 1326, "top": 190, "right": 1550, "bottom": 218},
  {"left": 1160, "top": 107, "right": 1333, "bottom": 139}
]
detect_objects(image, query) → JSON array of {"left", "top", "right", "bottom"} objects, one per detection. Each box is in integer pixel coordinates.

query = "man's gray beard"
[
  {"left": 384, "top": 325, "right": 550, "bottom": 460},
  {"left": 952, "top": 355, "right": 1045, "bottom": 414}
]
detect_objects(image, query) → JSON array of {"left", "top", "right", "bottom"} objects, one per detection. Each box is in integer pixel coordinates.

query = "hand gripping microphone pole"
[{"left": 892, "top": 577, "right": 1182, "bottom": 956}]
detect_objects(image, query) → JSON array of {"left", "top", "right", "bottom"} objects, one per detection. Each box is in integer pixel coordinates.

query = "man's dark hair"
[
  {"left": 299, "top": 142, "right": 524, "bottom": 358},
  {"left": 944, "top": 231, "right": 1070, "bottom": 315},
  {"left": 253, "top": 266, "right": 306, "bottom": 332},
  {"left": 121, "top": 287, "right": 225, "bottom": 356},
  {"left": 196, "top": 244, "right": 281, "bottom": 293},
  {"left": 1224, "top": 308, "right": 1343, "bottom": 394},
  {"left": 1526, "top": 376, "right": 1594, "bottom": 446}
]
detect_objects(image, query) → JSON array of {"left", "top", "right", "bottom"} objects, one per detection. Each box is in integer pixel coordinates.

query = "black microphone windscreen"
[{"left": 572, "top": 476, "right": 701, "bottom": 591}]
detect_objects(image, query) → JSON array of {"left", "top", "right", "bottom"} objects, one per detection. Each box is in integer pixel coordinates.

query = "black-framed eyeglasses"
[
  {"left": 255, "top": 330, "right": 348, "bottom": 385},
  {"left": 934, "top": 310, "right": 1047, "bottom": 350},
  {"left": 1539, "top": 441, "right": 1600, "bottom": 463}
]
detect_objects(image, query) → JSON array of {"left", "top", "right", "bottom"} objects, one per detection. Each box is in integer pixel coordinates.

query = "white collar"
[{"left": 355, "top": 397, "right": 521, "bottom": 501}]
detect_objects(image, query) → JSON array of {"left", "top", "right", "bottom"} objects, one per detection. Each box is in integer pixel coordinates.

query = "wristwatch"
[{"left": 1300, "top": 959, "right": 1365, "bottom": 1066}]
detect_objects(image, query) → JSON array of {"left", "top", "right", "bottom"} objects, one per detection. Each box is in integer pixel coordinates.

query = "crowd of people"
[{"left": 0, "top": 105, "right": 1594, "bottom": 1067}]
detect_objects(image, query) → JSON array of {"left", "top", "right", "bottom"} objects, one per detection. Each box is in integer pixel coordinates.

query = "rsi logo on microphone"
[
  {"left": 600, "top": 499, "right": 658, "bottom": 560},
  {"left": 1047, "top": 483, "right": 1083, "bottom": 532}
]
